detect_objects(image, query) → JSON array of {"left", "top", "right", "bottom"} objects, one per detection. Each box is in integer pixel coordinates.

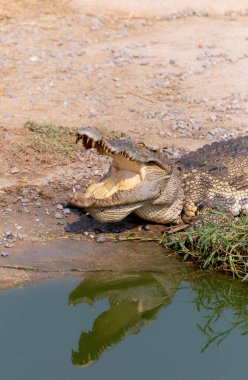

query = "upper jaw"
[
  {"left": 75, "top": 128, "right": 132, "bottom": 160},
  {"left": 75, "top": 128, "right": 172, "bottom": 170}
]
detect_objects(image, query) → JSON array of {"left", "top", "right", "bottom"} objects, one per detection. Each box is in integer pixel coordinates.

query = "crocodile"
[
  {"left": 71, "top": 129, "right": 248, "bottom": 224},
  {"left": 69, "top": 270, "right": 183, "bottom": 367}
]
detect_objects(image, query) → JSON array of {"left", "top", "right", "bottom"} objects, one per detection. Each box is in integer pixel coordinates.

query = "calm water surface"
[{"left": 0, "top": 270, "right": 247, "bottom": 380}]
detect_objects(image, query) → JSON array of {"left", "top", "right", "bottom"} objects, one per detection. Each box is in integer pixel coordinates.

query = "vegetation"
[
  {"left": 161, "top": 214, "right": 248, "bottom": 280},
  {"left": 24, "top": 121, "right": 76, "bottom": 155},
  {"left": 190, "top": 274, "right": 248, "bottom": 351}
]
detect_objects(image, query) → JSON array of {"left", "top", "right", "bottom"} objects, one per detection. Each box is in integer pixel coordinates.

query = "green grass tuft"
[
  {"left": 161, "top": 215, "right": 248, "bottom": 280},
  {"left": 24, "top": 121, "right": 75, "bottom": 155}
]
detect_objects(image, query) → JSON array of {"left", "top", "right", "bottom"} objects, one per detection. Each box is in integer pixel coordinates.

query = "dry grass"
[{"left": 24, "top": 121, "right": 76, "bottom": 156}]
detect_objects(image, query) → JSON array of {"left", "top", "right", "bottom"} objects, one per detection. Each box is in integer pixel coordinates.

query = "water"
[{"left": 0, "top": 270, "right": 247, "bottom": 380}]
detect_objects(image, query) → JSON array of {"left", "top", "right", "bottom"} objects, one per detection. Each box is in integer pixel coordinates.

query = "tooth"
[
  {"left": 87, "top": 137, "right": 90, "bottom": 144},
  {"left": 92, "top": 140, "right": 95, "bottom": 149},
  {"left": 72, "top": 186, "right": 76, "bottom": 193},
  {"left": 75, "top": 134, "right": 81, "bottom": 144}
]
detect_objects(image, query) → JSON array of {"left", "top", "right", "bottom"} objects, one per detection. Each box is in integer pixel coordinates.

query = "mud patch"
[{"left": 0, "top": 239, "right": 191, "bottom": 289}]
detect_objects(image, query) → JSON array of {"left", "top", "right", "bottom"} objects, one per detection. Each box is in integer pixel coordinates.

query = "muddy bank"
[{"left": 0, "top": 239, "right": 192, "bottom": 290}]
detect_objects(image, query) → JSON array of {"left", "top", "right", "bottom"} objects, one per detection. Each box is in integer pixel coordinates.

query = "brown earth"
[{"left": 0, "top": 0, "right": 247, "bottom": 287}]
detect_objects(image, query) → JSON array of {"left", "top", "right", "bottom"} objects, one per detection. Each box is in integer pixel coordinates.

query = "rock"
[
  {"left": 89, "top": 108, "right": 97, "bottom": 117},
  {"left": 10, "top": 167, "right": 20, "bottom": 174},
  {"left": 56, "top": 204, "right": 63, "bottom": 210},
  {"left": 1, "top": 252, "right": 8, "bottom": 257},
  {"left": 4, "top": 208, "right": 12, "bottom": 213},
  {"left": 30, "top": 55, "right": 39, "bottom": 62},
  {"left": 62, "top": 208, "right": 71, "bottom": 215},
  {"left": 55, "top": 212, "right": 63, "bottom": 219},
  {"left": 17, "top": 233, "right": 28, "bottom": 240},
  {"left": 65, "top": 225, "right": 72, "bottom": 233},
  {"left": 96, "top": 236, "right": 106, "bottom": 243},
  {"left": 4, "top": 133, "right": 12, "bottom": 141},
  {"left": 5, "top": 243, "right": 14, "bottom": 248},
  {"left": 226, "top": 54, "right": 238, "bottom": 63},
  {"left": 143, "top": 225, "right": 150, "bottom": 231},
  {"left": 4, "top": 231, "right": 13, "bottom": 239}
]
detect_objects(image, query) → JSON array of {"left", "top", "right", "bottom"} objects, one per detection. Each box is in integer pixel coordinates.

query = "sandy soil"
[{"left": 0, "top": 0, "right": 247, "bottom": 285}]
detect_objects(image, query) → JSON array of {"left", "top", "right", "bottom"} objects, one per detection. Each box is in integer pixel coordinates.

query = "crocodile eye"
[{"left": 136, "top": 142, "right": 145, "bottom": 148}]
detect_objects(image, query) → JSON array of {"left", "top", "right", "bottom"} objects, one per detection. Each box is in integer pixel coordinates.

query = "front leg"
[{"left": 182, "top": 200, "right": 234, "bottom": 226}]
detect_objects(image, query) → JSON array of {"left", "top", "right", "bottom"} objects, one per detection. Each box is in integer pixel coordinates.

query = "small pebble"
[
  {"left": 4, "top": 232, "right": 13, "bottom": 239},
  {"left": 55, "top": 212, "right": 63, "bottom": 219},
  {"left": 30, "top": 55, "right": 39, "bottom": 62},
  {"left": 96, "top": 236, "right": 106, "bottom": 243},
  {"left": 226, "top": 54, "right": 238, "bottom": 63},
  {"left": 1, "top": 252, "right": 8, "bottom": 257},
  {"left": 10, "top": 167, "right": 20, "bottom": 174},
  {"left": 89, "top": 108, "right": 97, "bottom": 117},
  {"left": 143, "top": 225, "right": 150, "bottom": 231},
  {"left": 140, "top": 60, "right": 150, "bottom": 66},
  {"left": 4, "top": 133, "right": 12, "bottom": 141},
  {"left": 5, "top": 243, "right": 14, "bottom": 248},
  {"left": 17, "top": 233, "right": 28, "bottom": 240},
  {"left": 65, "top": 225, "right": 72, "bottom": 233}
]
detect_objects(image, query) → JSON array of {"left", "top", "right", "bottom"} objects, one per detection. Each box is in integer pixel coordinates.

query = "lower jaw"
[{"left": 87, "top": 202, "right": 143, "bottom": 223}]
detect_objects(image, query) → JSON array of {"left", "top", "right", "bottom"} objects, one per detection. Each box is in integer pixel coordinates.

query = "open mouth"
[
  {"left": 72, "top": 129, "right": 150, "bottom": 206},
  {"left": 71, "top": 128, "right": 172, "bottom": 223}
]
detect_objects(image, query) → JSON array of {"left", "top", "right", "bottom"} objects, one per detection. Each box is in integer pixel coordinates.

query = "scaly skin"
[
  {"left": 71, "top": 129, "right": 248, "bottom": 224},
  {"left": 180, "top": 136, "right": 248, "bottom": 223}
]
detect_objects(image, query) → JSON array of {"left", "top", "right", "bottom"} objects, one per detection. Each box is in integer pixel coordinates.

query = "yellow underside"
[{"left": 84, "top": 155, "right": 142, "bottom": 199}]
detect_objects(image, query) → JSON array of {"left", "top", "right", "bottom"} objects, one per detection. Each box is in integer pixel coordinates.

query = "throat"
[{"left": 84, "top": 163, "right": 141, "bottom": 199}]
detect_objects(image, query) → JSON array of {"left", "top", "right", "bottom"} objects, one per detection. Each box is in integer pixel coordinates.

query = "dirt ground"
[{"left": 0, "top": 0, "right": 248, "bottom": 286}]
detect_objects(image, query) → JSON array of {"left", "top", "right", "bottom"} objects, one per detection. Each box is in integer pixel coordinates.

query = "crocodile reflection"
[
  {"left": 69, "top": 271, "right": 248, "bottom": 367},
  {"left": 68, "top": 270, "right": 184, "bottom": 367}
]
